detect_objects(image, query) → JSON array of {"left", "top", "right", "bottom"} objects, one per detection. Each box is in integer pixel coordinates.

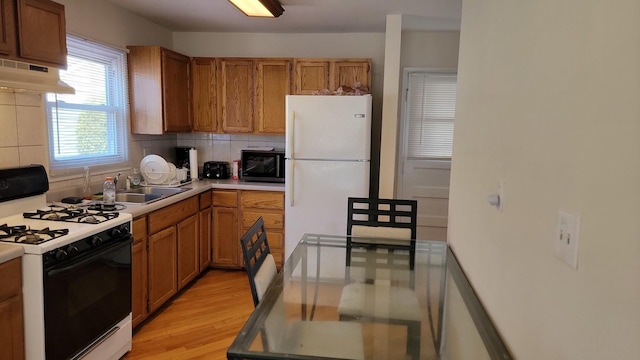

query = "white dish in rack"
[{"left": 140, "top": 155, "right": 170, "bottom": 185}]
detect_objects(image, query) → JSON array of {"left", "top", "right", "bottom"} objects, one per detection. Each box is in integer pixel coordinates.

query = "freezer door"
[
  {"left": 284, "top": 159, "right": 369, "bottom": 260},
  {"left": 286, "top": 95, "right": 371, "bottom": 161}
]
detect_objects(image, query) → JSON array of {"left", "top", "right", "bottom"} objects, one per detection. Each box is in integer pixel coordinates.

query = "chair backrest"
[
  {"left": 346, "top": 197, "right": 418, "bottom": 272},
  {"left": 347, "top": 197, "right": 418, "bottom": 239},
  {"left": 241, "top": 217, "right": 277, "bottom": 307}
]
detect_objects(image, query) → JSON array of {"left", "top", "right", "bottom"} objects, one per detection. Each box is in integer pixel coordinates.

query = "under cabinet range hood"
[{"left": 0, "top": 58, "right": 74, "bottom": 94}]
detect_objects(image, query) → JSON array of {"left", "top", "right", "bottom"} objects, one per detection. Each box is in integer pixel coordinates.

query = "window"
[
  {"left": 406, "top": 72, "right": 457, "bottom": 159},
  {"left": 46, "top": 35, "right": 129, "bottom": 172}
]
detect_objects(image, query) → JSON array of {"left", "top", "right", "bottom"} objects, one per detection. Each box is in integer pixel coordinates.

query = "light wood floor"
[{"left": 123, "top": 269, "right": 254, "bottom": 360}]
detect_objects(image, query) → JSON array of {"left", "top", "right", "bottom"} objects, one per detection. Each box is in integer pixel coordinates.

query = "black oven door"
[{"left": 43, "top": 238, "right": 132, "bottom": 360}]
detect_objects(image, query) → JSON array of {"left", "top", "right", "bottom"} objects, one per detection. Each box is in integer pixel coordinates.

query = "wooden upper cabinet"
[
  {"left": 255, "top": 59, "right": 290, "bottom": 134},
  {"left": 0, "top": 0, "right": 16, "bottom": 56},
  {"left": 128, "top": 46, "right": 191, "bottom": 134},
  {"left": 293, "top": 59, "right": 330, "bottom": 94},
  {"left": 293, "top": 58, "right": 372, "bottom": 94},
  {"left": 162, "top": 50, "right": 191, "bottom": 132},
  {"left": 218, "top": 58, "right": 254, "bottom": 133},
  {"left": 0, "top": 0, "right": 67, "bottom": 67},
  {"left": 332, "top": 60, "right": 371, "bottom": 91},
  {"left": 16, "top": 0, "right": 66, "bottom": 66},
  {"left": 191, "top": 58, "right": 218, "bottom": 132}
]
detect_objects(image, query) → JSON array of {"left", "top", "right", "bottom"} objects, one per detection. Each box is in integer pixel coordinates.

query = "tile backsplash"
[
  {"left": 175, "top": 133, "right": 285, "bottom": 165},
  {"left": 0, "top": 91, "right": 49, "bottom": 170},
  {"left": 0, "top": 89, "right": 285, "bottom": 201}
]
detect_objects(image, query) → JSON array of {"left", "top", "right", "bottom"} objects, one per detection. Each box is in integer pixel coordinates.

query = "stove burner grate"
[
  {"left": 23, "top": 206, "right": 119, "bottom": 224},
  {"left": 0, "top": 224, "right": 69, "bottom": 244}
]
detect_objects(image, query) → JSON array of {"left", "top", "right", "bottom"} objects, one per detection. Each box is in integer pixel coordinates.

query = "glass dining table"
[{"left": 227, "top": 234, "right": 513, "bottom": 360}]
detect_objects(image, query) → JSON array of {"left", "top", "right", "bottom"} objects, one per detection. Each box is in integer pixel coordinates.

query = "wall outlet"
[{"left": 555, "top": 210, "right": 581, "bottom": 269}]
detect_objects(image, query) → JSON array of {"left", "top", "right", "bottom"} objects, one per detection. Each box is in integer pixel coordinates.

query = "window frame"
[
  {"left": 403, "top": 69, "right": 458, "bottom": 161},
  {"left": 45, "top": 34, "right": 130, "bottom": 177}
]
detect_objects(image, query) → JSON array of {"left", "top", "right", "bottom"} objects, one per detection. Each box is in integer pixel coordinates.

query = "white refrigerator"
[{"left": 285, "top": 95, "right": 372, "bottom": 260}]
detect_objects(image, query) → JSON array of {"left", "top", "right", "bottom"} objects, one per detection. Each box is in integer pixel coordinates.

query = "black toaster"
[{"left": 203, "top": 161, "right": 230, "bottom": 179}]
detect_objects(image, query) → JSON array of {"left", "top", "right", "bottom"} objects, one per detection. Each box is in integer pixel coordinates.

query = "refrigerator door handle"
[
  {"left": 289, "top": 159, "right": 294, "bottom": 207},
  {"left": 287, "top": 111, "right": 295, "bottom": 158}
]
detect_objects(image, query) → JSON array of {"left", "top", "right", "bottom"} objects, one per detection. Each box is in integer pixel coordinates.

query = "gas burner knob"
[
  {"left": 110, "top": 226, "right": 123, "bottom": 238},
  {"left": 67, "top": 245, "right": 79, "bottom": 257},
  {"left": 55, "top": 249, "right": 68, "bottom": 261},
  {"left": 90, "top": 235, "right": 103, "bottom": 247}
]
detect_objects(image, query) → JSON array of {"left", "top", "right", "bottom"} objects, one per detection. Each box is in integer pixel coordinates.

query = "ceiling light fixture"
[{"left": 228, "top": 0, "right": 284, "bottom": 18}]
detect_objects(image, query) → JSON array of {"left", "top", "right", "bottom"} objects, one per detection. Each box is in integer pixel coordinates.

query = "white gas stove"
[{"left": 0, "top": 165, "right": 133, "bottom": 360}]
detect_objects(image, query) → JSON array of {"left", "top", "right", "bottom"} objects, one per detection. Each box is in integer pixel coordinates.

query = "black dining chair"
[
  {"left": 240, "top": 217, "right": 366, "bottom": 359},
  {"left": 346, "top": 197, "right": 418, "bottom": 268},
  {"left": 240, "top": 217, "right": 277, "bottom": 307},
  {"left": 339, "top": 197, "right": 422, "bottom": 360}
]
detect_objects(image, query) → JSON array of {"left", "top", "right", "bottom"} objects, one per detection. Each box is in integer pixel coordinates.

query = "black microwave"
[{"left": 240, "top": 149, "right": 285, "bottom": 183}]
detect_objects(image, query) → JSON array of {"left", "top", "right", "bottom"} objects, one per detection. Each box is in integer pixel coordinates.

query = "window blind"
[
  {"left": 406, "top": 72, "right": 457, "bottom": 159},
  {"left": 46, "top": 35, "right": 129, "bottom": 171}
]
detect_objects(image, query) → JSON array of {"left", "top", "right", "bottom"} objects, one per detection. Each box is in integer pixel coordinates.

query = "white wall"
[
  {"left": 449, "top": 0, "right": 640, "bottom": 358},
  {"left": 56, "top": 0, "right": 172, "bottom": 48}
]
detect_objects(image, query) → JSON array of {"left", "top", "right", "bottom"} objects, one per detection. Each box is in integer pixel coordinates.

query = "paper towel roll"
[{"left": 189, "top": 148, "right": 198, "bottom": 181}]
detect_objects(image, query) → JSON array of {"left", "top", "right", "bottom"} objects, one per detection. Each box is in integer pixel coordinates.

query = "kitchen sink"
[
  {"left": 115, "top": 186, "right": 192, "bottom": 204},
  {"left": 115, "top": 193, "right": 162, "bottom": 204}
]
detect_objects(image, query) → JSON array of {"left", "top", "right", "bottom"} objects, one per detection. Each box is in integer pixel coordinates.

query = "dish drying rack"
[{"left": 140, "top": 179, "right": 192, "bottom": 188}]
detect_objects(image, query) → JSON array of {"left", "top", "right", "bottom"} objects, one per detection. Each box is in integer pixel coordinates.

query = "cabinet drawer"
[
  {"left": 242, "top": 211, "right": 283, "bottom": 229},
  {"left": 132, "top": 216, "right": 147, "bottom": 243},
  {"left": 148, "top": 196, "right": 199, "bottom": 234},
  {"left": 241, "top": 191, "right": 284, "bottom": 210},
  {"left": 199, "top": 190, "right": 212, "bottom": 209},
  {"left": 0, "top": 258, "right": 21, "bottom": 301},
  {"left": 213, "top": 190, "right": 237, "bottom": 207},
  {"left": 264, "top": 231, "right": 283, "bottom": 249}
]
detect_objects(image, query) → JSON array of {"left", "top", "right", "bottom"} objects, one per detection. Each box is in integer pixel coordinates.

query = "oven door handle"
[{"left": 46, "top": 237, "right": 132, "bottom": 278}]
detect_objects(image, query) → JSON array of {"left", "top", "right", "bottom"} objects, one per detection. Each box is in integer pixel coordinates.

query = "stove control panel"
[{"left": 43, "top": 222, "right": 131, "bottom": 267}]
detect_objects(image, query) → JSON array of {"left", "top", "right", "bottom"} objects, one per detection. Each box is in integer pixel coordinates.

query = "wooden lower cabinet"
[
  {"left": 147, "top": 226, "right": 178, "bottom": 313},
  {"left": 211, "top": 189, "right": 285, "bottom": 270},
  {"left": 131, "top": 217, "right": 148, "bottom": 328},
  {"left": 240, "top": 191, "right": 285, "bottom": 269},
  {"left": 132, "top": 193, "right": 217, "bottom": 327},
  {"left": 177, "top": 214, "right": 199, "bottom": 289},
  {"left": 212, "top": 206, "right": 239, "bottom": 267},
  {"left": 0, "top": 258, "right": 24, "bottom": 360}
]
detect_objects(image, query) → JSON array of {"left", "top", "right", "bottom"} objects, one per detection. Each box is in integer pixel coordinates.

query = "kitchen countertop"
[
  {"left": 0, "top": 244, "right": 24, "bottom": 264},
  {"left": 119, "top": 178, "right": 284, "bottom": 218}
]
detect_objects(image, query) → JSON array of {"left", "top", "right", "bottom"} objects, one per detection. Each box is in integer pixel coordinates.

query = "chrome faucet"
[{"left": 114, "top": 172, "right": 122, "bottom": 189}]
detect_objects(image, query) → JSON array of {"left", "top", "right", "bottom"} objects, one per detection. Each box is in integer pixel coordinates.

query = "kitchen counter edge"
[
  {"left": 0, "top": 244, "right": 24, "bottom": 264},
  {"left": 120, "top": 179, "right": 284, "bottom": 218}
]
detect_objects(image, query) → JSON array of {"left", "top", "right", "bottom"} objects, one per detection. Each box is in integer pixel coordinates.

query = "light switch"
[{"left": 555, "top": 210, "right": 581, "bottom": 269}]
